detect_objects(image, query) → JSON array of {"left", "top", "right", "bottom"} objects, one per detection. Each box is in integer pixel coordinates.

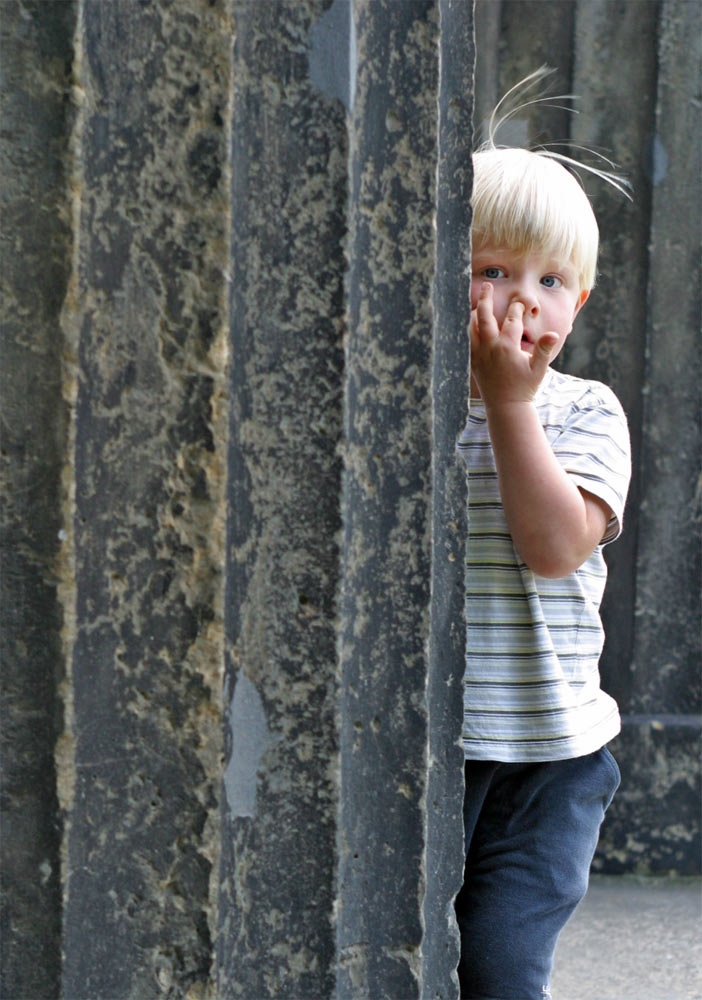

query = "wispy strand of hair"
[{"left": 481, "top": 66, "right": 633, "bottom": 201}]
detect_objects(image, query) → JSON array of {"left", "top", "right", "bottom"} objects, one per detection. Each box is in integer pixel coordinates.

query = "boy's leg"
[{"left": 456, "top": 748, "right": 620, "bottom": 1000}]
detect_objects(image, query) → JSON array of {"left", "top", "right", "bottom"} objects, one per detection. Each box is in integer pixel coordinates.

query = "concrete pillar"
[
  {"left": 2, "top": 1, "right": 473, "bottom": 997},
  {"left": 216, "top": 1, "right": 346, "bottom": 995},
  {"left": 219, "top": 1, "right": 472, "bottom": 997},
  {"left": 1, "top": 3, "right": 76, "bottom": 995},
  {"left": 56, "top": 2, "right": 232, "bottom": 996},
  {"left": 335, "top": 2, "right": 471, "bottom": 996}
]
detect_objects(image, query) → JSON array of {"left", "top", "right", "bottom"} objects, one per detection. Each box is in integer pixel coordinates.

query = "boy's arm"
[
  {"left": 483, "top": 401, "right": 611, "bottom": 577},
  {"left": 471, "top": 288, "right": 611, "bottom": 578}
]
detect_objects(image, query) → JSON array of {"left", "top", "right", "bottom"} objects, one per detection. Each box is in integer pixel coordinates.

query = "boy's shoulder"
[{"left": 538, "top": 367, "right": 625, "bottom": 418}]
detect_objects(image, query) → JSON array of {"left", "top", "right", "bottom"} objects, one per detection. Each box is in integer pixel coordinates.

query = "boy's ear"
[{"left": 571, "top": 288, "right": 589, "bottom": 325}]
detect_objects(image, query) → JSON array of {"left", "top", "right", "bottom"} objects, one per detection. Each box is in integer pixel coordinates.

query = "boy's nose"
[{"left": 511, "top": 287, "right": 539, "bottom": 316}]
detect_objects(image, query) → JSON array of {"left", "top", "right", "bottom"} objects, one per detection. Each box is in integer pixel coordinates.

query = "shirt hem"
[{"left": 462, "top": 712, "right": 622, "bottom": 764}]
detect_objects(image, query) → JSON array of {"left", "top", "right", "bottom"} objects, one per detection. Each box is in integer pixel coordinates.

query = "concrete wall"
[
  {"left": 475, "top": 0, "right": 701, "bottom": 876},
  {"left": 1, "top": 1, "right": 473, "bottom": 997}
]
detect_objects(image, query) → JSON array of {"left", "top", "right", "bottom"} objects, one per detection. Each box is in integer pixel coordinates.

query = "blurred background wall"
[{"left": 475, "top": 0, "right": 701, "bottom": 876}]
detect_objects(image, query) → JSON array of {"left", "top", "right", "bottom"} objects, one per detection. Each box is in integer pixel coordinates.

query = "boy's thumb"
[{"left": 537, "top": 334, "right": 557, "bottom": 356}]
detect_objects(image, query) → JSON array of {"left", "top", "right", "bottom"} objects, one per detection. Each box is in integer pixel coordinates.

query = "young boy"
[{"left": 456, "top": 144, "right": 631, "bottom": 999}]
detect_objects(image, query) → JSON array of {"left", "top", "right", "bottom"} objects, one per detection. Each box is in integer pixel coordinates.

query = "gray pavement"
[{"left": 551, "top": 875, "right": 702, "bottom": 1000}]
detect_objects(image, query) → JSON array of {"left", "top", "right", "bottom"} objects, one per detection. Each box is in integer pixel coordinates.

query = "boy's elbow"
[
  {"left": 528, "top": 558, "right": 578, "bottom": 579},
  {"left": 517, "top": 507, "right": 605, "bottom": 578},
  {"left": 521, "top": 545, "right": 590, "bottom": 579},
  {"left": 523, "top": 555, "right": 569, "bottom": 578}
]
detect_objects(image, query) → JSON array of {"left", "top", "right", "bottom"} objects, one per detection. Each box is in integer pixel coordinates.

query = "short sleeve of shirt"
[{"left": 550, "top": 381, "right": 631, "bottom": 544}]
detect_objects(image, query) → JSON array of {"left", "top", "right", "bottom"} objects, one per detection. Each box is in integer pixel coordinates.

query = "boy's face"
[{"left": 471, "top": 246, "right": 589, "bottom": 362}]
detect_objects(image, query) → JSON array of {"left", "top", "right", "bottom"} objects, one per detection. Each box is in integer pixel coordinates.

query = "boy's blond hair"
[
  {"left": 472, "top": 147, "right": 599, "bottom": 292},
  {"left": 472, "top": 68, "right": 631, "bottom": 293}
]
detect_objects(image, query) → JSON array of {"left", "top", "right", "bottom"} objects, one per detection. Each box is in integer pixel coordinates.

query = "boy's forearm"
[{"left": 484, "top": 400, "right": 609, "bottom": 578}]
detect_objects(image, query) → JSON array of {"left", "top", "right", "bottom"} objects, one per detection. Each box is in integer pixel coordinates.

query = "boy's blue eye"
[
  {"left": 483, "top": 267, "right": 503, "bottom": 279},
  {"left": 541, "top": 275, "right": 562, "bottom": 288}
]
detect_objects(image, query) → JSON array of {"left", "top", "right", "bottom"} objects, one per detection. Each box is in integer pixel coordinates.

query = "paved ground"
[{"left": 551, "top": 875, "right": 702, "bottom": 1000}]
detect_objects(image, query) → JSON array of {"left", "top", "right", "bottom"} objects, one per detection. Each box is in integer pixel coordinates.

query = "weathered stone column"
[
  {"left": 423, "top": 4, "right": 475, "bottom": 991},
  {"left": 216, "top": 1, "right": 347, "bottom": 996},
  {"left": 56, "top": 2, "right": 232, "bottom": 996},
  {"left": 219, "top": 1, "right": 471, "bottom": 996},
  {"left": 2, "top": 1, "right": 473, "bottom": 997},
  {"left": 1, "top": 3, "right": 76, "bottom": 995},
  {"left": 336, "top": 2, "right": 471, "bottom": 997}
]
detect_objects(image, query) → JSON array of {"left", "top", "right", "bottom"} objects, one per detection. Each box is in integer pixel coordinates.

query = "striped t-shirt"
[{"left": 457, "top": 367, "right": 631, "bottom": 762}]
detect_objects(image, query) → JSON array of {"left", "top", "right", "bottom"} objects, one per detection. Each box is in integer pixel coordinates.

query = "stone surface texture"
[
  {"left": 1, "top": 3, "right": 76, "bottom": 996},
  {"left": 335, "top": 2, "right": 470, "bottom": 998},
  {"left": 217, "top": 2, "right": 347, "bottom": 997},
  {"left": 2, "top": 0, "right": 472, "bottom": 998},
  {"left": 56, "top": 2, "right": 233, "bottom": 998}
]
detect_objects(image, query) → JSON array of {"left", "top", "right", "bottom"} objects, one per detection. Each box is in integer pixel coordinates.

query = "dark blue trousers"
[{"left": 455, "top": 748, "right": 620, "bottom": 1000}]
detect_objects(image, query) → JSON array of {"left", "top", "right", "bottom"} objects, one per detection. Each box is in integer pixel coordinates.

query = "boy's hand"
[
  {"left": 470, "top": 284, "right": 557, "bottom": 405},
  {"left": 469, "top": 282, "right": 609, "bottom": 577}
]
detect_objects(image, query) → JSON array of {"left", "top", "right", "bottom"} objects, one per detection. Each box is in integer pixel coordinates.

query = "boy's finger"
[
  {"left": 474, "top": 284, "right": 499, "bottom": 339},
  {"left": 536, "top": 332, "right": 557, "bottom": 354},
  {"left": 530, "top": 333, "right": 557, "bottom": 379},
  {"left": 475, "top": 282, "right": 493, "bottom": 314},
  {"left": 502, "top": 300, "right": 525, "bottom": 340}
]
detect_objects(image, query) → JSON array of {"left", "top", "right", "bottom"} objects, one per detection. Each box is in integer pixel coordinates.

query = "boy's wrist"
[
  {"left": 482, "top": 395, "right": 539, "bottom": 417},
  {"left": 471, "top": 358, "right": 550, "bottom": 409},
  {"left": 482, "top": 397, "right": 543, "bottom": 459}
]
